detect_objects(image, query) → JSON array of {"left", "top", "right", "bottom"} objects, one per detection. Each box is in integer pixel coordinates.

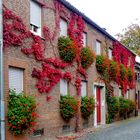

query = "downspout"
[{"left": 0, "top": 0, "right": 5, "bottom": 139}]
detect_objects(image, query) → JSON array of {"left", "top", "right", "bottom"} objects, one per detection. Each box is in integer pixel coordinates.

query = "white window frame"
[
  {"left": 30, "top": 0, "right": 41, "bottom": 36},
  {"left": 96, "top": 40, "right": 101, "bottom": 55},
  {"left": 119, "top": 88, "right": 122, "bottom": 97},
  {"left": 83, "top": 32, "right": 87, "bottom": 47},
  {"left": 9, "top": 67, "right": 24, "bottom": 94},
  {"left": 60, "top": 79, "right": 68, "bottom": 95},
  {"left": 60, "top": 18, "right": 68, "bottom": 37},
  {"left": 126, "top": 89, "right": 129, "bottom": 99},
  {"left": 127, "top": 57, "right": 131, "bottom": 67},
  {"left": 81, "top": 81, "right": 87, "bottom": 97},
  {"left": 108, "top": 48, "right": 112, "bottom": 59}
]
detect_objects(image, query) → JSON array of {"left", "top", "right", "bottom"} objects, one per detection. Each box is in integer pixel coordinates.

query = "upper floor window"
[
  {"left": 96, "top": 40, "right": 101, "bottom": 55},
  {"left": 83, "top": 32, "right": 87, "bottom": 47},
  {"left": 108, "top": 48, "right": 112, "bottom": 59},
  {"left": 9, "top": 67, "right": 24, "bottom": 94},
  {"left": 120, "top": 54, "right": 124, "bottom": 64},
  {"left": 126, "top": 89, "right": 129, "bottom": 99},
  {"left": 60, "top": 18, "right": 68, "bottom": 37},
  {"left": 60, "top": 79, "right": 68, "bottom": 95},
  {"left": 128, "top": 57, "right": 131, "bottom": 66},
  {"left": 30, "top": 0, "right": 41, "bottom": 36},
  {"left": 81, "top": 81, "right": 87, "bottom": 97},
  {"left": 119, "top": 88, "right": 122, "bottom": 97}
]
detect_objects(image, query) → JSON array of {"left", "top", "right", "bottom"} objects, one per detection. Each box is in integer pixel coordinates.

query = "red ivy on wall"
[
  {"left": 68, "top": 13, "right": 85, "bottom": 63},
  {"left": 112, "top": 41, "right": 135, "bottom": 93},
  {"left": 3, "top": 1, "right": 86, "bottom": 99},
  {"left": 112, "top": 41, "right": 135, "bottom": 68}
]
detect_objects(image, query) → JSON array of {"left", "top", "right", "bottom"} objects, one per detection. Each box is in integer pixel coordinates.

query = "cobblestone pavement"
[{"left": 77, "top": 116, "right": 140, "bottom": 140}]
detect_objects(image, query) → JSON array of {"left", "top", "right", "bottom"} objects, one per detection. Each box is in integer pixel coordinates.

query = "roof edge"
[{"left": 59, "top": 0, "right": 136, "bottom": 56}]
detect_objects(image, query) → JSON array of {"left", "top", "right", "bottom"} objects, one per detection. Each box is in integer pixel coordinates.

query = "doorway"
[
  {"left": 96, "top": 87, "right": 101, "bottom": 124},
  {"left": 93, "top": 83, "right": 106, "bottom": 127}
]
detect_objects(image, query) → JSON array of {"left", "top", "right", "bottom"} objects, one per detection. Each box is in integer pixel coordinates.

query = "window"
[
  {"left": 83, "top": 32, "right": 87, "bottom": 47},
  {"left": 60, "top": 18, "right": 68, "bottom": 37},
  {"left": 128, "top": 57, "right": 131, "bottom": 66},
  {"left": 126, "top": 89, "right": 129, "bottom": 99},
  {"left": 136, "top": 72, "right": 140, "bottom": 82},
  {"left": 108, "top": 48, "right": 112, "bottom": 59},
  {"left": 9, "top": 67, "right": 24, "bottom": 93},
  {"left": 30, "top": 0, "right": 41, "bottom": 35},
  {"left": 60, "top": 79, "right": 68, "bottom": 95},
  {"left": 120, "top": 54, "right": 124, "bottom": 64},
  {"left": 81, "top": 81, "right": 87, "bottom": 97},
  {"left": 96, "top": 40, "right": 101, "bottom": 55},
  {"left": 119, "top": 88, "right": 122, "bottom": 97}
]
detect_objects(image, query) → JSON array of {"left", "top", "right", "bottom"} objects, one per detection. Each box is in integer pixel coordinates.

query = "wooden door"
[{"left": 96, "top": 87, "right": 101, "bottom": 124}]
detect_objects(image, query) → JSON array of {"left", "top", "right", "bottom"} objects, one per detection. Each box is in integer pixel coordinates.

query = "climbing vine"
[{"left": 3, "top": 1, "right": 87, "bottom": 101}]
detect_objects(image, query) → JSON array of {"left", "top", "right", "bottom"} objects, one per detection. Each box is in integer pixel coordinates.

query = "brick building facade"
[{"left": 3, "top": 0, "right": 136, "bottom": 139}]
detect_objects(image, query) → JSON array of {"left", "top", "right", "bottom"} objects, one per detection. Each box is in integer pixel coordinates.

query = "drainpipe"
[{"left": 0, "top": 0, "right": 5, "bottom": 139}]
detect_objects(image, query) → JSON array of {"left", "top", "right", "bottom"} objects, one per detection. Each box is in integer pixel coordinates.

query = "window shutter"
[
  {"left": 83, "top": 32, "right": 87, "bottom": 47},
  {"left": 60, "top": 79, "right": 68, "bottom": 95},
  {"left": 81, "top": 81, "right": 87, "bottom": 97},
  {"left": 9, "top": 67, "right": 24, "bottom": 93},
  {"left": 60, "top": 19, "right": 67, "bottom": 36},
  {"left": 30, "top": 0, "right": 41, "bottom": 27}
]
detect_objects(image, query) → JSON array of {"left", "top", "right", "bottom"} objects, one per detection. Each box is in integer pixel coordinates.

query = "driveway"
[{"left": 77, "top": 116, "right": 140, "bottom": 140}]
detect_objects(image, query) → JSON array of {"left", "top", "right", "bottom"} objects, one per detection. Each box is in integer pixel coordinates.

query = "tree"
[{"left": 117, "top": 23, "right": 140, "bottom": 56}]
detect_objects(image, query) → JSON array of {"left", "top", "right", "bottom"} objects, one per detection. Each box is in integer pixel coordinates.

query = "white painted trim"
[{"left": 93, "top": 82, "right": 106, "bottom": 127}]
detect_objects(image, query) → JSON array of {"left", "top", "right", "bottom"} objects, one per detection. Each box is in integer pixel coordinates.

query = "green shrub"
[
  {"left": 96, "top": 55, "right": 109, "bottom": 74},
  {"left": 119, "top": 97, "right": 129, "bottom": 118},
  {"left": 109, "top": 60, "right": 119, "bottom": 80},
  {"left": 7, "top": 90, "right": 37, "bottom": 135},
  {"left": 80, "top": 47, "right": 95, "bottom": 69},
  {"left": 127, "top": 99, "right": 135, "bottom": 115},
  {"left": 127, "top": 67, "right": 133, "bottom": 82},
  {"left": 81, "top": 96, "right": 95, "bottom": 119},
  {"left": 120, "top": 64, "right": 127, "bottom": 81},
  {"left": 58, "top": 37, "right": 76, "bottom": 63},
  {"left": 59, "top": 95, "right": 78, "bottom": 121},
  {"left": 106, "top": 96, "right": 120, "bottom": 123}
]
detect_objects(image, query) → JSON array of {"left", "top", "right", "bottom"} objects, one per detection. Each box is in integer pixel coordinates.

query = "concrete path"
[{"left": 77, "top": 116, "right": 140, "bottom": 140}]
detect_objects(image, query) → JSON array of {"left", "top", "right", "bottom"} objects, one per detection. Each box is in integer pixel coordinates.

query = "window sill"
[{"left": 30, "top": 30, "right": 45, "bottom": 40}]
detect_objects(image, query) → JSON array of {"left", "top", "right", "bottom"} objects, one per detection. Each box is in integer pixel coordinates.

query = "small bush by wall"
[
  {"left": 81, "top": 96, "right": 95, "bottom": 119},
  {"left": 59, "top": 95, "right": 78, "bottom": 122},
  {"left": 7, "top": 90, "right": 37, "bottom": 135}
]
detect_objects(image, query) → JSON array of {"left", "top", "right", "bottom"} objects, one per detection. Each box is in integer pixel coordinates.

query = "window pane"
[
  {"left": 83, "top": 32, "right": 87, "bottom": 47},
  {"left": 60, "top": 19, "right": 67, "bottom": 36},
  {"left": 60, "top": 79, "right": 68, "bottom": 95},
  {"left": 119, "top": 88, "right": 122, "bottom": 97},
  {"left": 108, "top": 49, "right": 112, "bottom": 59},
  {"left": 30, "top": 0, "right": 41, "bottom": 27},
  {"left": 81, "top": 81, "right": 87, "bottom": 97},
  {"left": 9, "top": 67, "right": 24, "bottom": 93},
  {"left": 96, "top": 41, "right": 101, "bottom": 55}
]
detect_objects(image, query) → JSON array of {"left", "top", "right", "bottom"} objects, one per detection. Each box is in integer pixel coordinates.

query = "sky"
[{"left": 67, "top": 0, "right": 140, "bottom": 38}]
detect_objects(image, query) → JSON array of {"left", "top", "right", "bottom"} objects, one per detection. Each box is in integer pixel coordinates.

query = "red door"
[{"left": 96, "top": 87, "right": 101, "bottom": 124}]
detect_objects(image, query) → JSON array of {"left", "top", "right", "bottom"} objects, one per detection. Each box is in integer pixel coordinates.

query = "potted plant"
[
  {"left": 81, "top": 96, "right": 95, "bottom": 119},
  {"left": 59, "top": 95, "right": 78, "bottom": 122},
  {"left": 80, "top": 47, "right": 95, "bottom": 69},
  {"left": 58, "top": 37, "right": 76, "bottom": 63},
  {"left": 7, "top": 90, "right": 37, "bottom": 135}
]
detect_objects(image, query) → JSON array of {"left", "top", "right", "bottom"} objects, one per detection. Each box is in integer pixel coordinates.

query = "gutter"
[{"left": 0, "top": 0, "right": 5, "bottom": 139}]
